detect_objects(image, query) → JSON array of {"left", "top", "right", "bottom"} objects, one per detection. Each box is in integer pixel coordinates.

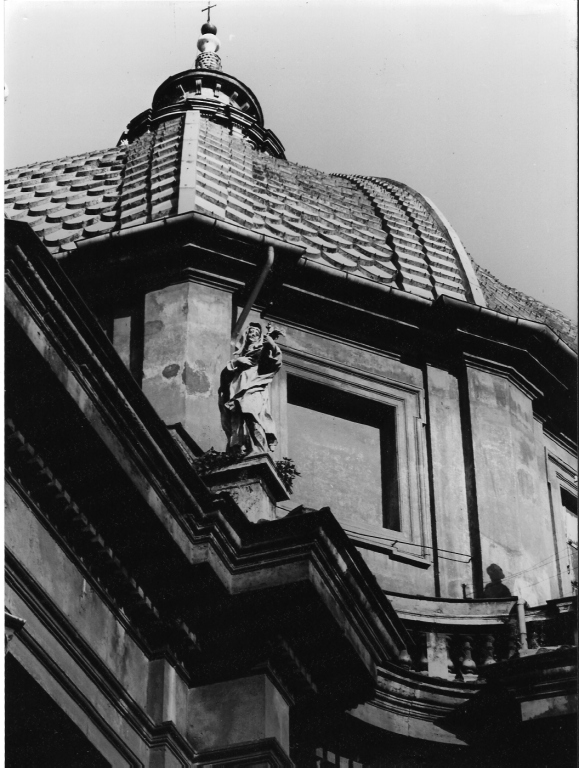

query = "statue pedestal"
[{"left": 205, "top": 454, "right": 290, "bottom": 523}]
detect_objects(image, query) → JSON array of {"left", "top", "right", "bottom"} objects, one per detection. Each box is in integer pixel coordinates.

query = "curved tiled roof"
[
  {"left": 4, "top": 114, "right": 576, "bottom": 349},
  {"left": 473, "top": 263, "right": 577, "bottom": 352},
  {"left": 4, "top": 117, "right": 476, "bottom": 303}
]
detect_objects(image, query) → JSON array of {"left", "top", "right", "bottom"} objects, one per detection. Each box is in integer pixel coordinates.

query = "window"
[
  {"left": 561, "top": 488, "right": 578, "bottom": 586},
  {"left": 287, "top": 376, "right": 400, "bottom": 531},
  {"left": 280, "top": 345, "right": 432, "bottom": 563}
]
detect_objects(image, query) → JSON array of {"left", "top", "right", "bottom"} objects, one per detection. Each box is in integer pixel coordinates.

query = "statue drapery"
[{"left": 219, "top": 322, "right": 283, "bottom": 456}]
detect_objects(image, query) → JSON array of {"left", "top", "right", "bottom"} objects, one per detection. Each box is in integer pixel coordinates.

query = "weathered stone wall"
[
  {"left": 465, "top": 366, "right": 560, "bottom": 604},
  {"left": 5, "top": 483, "right": 154, "bottom": 765},
  {"left": 141, "top": 281, "right": 233, "bottom": 452}
]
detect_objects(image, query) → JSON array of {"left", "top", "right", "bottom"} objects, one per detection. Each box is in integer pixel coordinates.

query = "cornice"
[
  {"left": 195, "top": 737, "right": 294, "bottom": 768},
  {"left": 462, "top": 352, "right": 544, "bottom": 401}
]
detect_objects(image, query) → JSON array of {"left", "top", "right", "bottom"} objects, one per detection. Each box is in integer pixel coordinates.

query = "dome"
[{"left": 4, "top": 39, "right": 576, "bottom": 350}]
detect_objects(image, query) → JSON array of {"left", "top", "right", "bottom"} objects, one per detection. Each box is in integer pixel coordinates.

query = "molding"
[
  {"left": 543, "top": 427, "right": 578, "bottom": 456},
  {"left": 148, "top": 722, "right": 197, "bottom": 767},
  {"left": 194, "top": 737, "right": 294, "bottom": 768},
  {"left": 384, "top": 592, "right": 517, "bottom": 628},
  {"left": 547, "top": 452, "right": 578, "bottom": 482},
  {"left": 6, "top": 552, "right": 197, "bottom": 766},
  {"left": 349, "top": 662, "right": 481, "bottom": 746},
  {"left": 462, "top": 352, "right": 543, "bottom": 401},
  {"left": 5, "top": 424, "right": 198, "bottom": 668},
  {"left": 338, "top": 520, "right": 432, "bottom": 568},
  {"left": 267, "top": 315, "right": 403, "bottom": 363},
  {"left": 5, "top": 609, "right": 26, "bottom": 653},
  {"left": 205, "top": 454, "right": 290, "bottom": 504},
  {"left": 283, "top": 348, "right": 432, "bottom": 559},
  {"left": 283, "top": 346, "right": 423, "bottom": 403}
]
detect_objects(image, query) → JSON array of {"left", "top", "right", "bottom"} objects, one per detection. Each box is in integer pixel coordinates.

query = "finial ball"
[
  {"left": 197, "top": 32, "right": 220, "bottom": 53},
  {"left": 201, "top": 22, "right": 217, "bottom": 35}
]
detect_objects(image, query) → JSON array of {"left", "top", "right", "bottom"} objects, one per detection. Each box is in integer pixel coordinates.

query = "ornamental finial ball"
[
  {"left": 201, "top": 21, "right": 217, "bottom": 35},
  {"left": 197, "top": 32, "right": 220, "bottom": 53}
]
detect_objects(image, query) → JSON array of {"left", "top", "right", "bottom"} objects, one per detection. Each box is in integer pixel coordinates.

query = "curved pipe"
[{"left": 231, "top": 245, "right": 275, "bottom": 343}]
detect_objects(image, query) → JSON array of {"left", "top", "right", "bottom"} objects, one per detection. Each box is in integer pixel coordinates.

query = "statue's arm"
[{"left": 260, "top": 338, "right": 282, "bottom": 373}]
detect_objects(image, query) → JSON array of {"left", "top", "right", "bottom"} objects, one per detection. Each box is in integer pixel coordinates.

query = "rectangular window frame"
[
  {"left": 281, "top": 348, "right": 432, "bottom": 565},
  {"left": 546, "top": 450, "right": 578, "bottom": 596}
]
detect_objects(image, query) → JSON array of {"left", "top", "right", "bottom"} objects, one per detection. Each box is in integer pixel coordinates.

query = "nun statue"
[{"left": 219, "top": 322, "right": 283, "bottom": 457}]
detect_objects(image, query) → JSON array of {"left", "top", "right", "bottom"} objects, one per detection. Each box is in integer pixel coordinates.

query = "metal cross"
[{"left": 202, "top": 3, "right": 216, "bottom": 23}]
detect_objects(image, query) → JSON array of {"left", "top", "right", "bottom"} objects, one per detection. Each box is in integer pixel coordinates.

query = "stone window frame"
[
  {"left": 546, "top": 450, "right": 578, "bottom": 594},
  {"left": 279, "top": 348, "right": 432, "bottom": 566}
]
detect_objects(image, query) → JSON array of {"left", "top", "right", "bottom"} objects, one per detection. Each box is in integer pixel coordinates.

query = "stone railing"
[{"left": 385, "top": 592, "right": 577, "bottom": 682}]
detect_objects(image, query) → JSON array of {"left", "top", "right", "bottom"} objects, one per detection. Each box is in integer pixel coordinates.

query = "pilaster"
[
  {"left": 142, "top": 280, "right": 233, "bottom": 451},
  {"left": 188, "top": 674, "right": 294, "bottom": 767}
]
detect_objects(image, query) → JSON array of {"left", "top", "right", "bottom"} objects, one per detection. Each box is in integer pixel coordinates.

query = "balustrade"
[{"left": 398, "top": 600, "right": 576, "bottom": 683}]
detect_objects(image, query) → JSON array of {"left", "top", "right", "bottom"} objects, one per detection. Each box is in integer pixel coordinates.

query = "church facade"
[{"left": 5, "top": 16, "right": 577, "bottom": 768}]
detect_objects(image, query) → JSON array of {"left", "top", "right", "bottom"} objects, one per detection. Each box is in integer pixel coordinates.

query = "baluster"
[
  {"left": 459, "top": 635, "right": 478, "bottom": 679},
  {"left": 398, "top": 647, "right": 412, "bottom": 671},
  {"left": 417, "top": 633, "right": 428, "bottom": 675},
  {"left": 480, "top": 633, "right": 496, "bottom": 666},
  {"left": 538, "top": 624, "right": 546, "bottom": 648},
  {"left": 508, "top": 619, "right": 520, "bottom": 658},
  {"left": 446, "top": 634, "right": 456, "bottom": 678},
  {"left": 529, "top": 624, "right": 540, "bottom": 649}
]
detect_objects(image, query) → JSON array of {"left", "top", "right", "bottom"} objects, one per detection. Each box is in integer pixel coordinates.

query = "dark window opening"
[
  {"left": 561, "top": 488, "right": 578, "bottom": 588},
  {"left": 287, "top": 376, "right": 400, "bottom": 531},
  {"left": 561, "top": 488, "right": 577, "bottom": 516}
]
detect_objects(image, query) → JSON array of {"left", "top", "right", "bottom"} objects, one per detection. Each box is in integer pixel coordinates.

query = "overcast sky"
[{"left": 4, "top": 0, "right": 577, "bottom": 320}]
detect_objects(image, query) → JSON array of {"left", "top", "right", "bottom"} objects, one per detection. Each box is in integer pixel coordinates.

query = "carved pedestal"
[{"left": 205, "top": 454, "right": 290, "bottom": 523}]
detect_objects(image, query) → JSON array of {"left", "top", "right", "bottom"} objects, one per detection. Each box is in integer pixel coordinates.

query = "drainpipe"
[
  {"left": 517, "top": 597, "right": 528, "bottom": 651},
  {"left": 231, "top": 245, "right": 275, "bottom": 343}
]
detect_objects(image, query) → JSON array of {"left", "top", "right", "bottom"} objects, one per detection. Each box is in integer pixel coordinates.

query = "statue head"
[
  {"left": 246, "top": 323, "right": 262, "bottom": 345},
  {"left": 486, "top": 563, "right": 505, "bottom": 582},
  {"left": 232, "top": 323, "right": 263, "bottom": 357}
]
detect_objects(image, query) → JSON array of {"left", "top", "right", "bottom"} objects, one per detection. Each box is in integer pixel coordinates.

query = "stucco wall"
[
  {"left": 142, "top": 281, "right": 232, "bottom": 452},
  {"left": 466, "top": 366, "right": 560, "bottom": 604},
  {"left": 425, "top": 365, "right": 472, "bottom": 598}
]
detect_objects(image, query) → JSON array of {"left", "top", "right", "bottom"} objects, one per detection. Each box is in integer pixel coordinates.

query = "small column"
[
  {"left": 480, "top": 634, "right": 496, "bottom": 666},
  {"left": 427, "top": 632, "right": 451, "bottom": 679},
  {"left": 188, "top": 674, "right": 294, "bottom": 767},
  {"left": 417, "top": 633, "right": 428, "bottom": 675},
  {"left": 204, "top": 454, "right": 290, "bottom": 523},
  {"left": 458, "top": 635, "right": 478, "bottom": 681}
]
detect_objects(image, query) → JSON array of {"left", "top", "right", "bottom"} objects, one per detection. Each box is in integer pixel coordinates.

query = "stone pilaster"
[
  {"left": 142, "top": 280, "right": 232, "bottom": 451},
  {"left": 188, "top": 674, "right": 294, "bottom": 767}
]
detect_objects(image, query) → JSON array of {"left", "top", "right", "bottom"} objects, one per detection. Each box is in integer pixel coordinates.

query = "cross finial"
[{"left": 202, "top": 3, "right": 216, "bottom": 23}]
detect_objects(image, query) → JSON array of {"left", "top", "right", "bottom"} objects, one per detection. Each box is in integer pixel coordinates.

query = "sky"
[{"left": 3, "top": 0, "right": 577, "bottom": 320}]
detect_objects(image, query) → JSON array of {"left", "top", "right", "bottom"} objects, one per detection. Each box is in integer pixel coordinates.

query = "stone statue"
[
  {"left": 219, "top": 322, "right": 283, "bottom": 457},
  {"left": 482, "top": 563, "right": 512, "bottom": 598}
]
